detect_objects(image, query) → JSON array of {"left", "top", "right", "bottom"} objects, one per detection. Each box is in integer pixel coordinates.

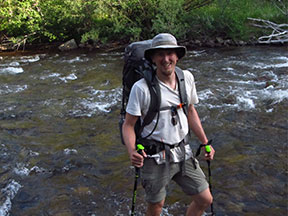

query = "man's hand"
[
  {"left": 204, "top": 145, "right": 215, "bottom": 160},
  {"left": 129, "top": 149, "right": 147, "bottom": 168}
]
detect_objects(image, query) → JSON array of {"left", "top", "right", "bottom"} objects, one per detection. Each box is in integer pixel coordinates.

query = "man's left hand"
[{"left": 204, "top": 145, "right": 215, "bottom": 160}]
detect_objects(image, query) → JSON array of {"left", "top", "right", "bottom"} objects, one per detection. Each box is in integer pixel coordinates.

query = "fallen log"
[
  {"left": 0, "top": 33, "right": 36, "bottom": 51},
  {"left": 248, "top": 17, "right": 288, "bottom": 44}
]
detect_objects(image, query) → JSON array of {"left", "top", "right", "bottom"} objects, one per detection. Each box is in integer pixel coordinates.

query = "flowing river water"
[{"left": 0, "top": 46, "right": 287, "bottom": 216}]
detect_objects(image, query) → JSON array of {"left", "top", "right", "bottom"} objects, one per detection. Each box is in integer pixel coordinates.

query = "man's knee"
[
  {"left": 193, "top": 189, "right": 213, "bottom": 208},
  {"left": 146, "top": 200, "right": 165, "bottom": 216},
  {"left": 204, "top": 193, "right": 213, "bottom": 207}
]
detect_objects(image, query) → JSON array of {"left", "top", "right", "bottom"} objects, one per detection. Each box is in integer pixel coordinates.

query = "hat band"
[{"left": 153, "top": 40, "right": 178, "bottom": 47}]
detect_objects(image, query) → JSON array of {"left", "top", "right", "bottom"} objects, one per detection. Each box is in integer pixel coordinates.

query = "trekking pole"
[
  {"left": 205, "top": 144, "right": 215, "bottom": 216},
  {"left": 131, "top": 144, "right": 144, "bottom": 216}
]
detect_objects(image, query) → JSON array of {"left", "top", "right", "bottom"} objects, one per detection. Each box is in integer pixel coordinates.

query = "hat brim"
[{"left": 144, "top": 46, "right": 186, "bottom": 62}]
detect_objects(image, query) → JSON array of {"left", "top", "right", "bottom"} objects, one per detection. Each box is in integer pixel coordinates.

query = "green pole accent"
[
  {"left": 136, "top": 144, "right": 144, "bottom": 151},
  {"left": 205, "top": 145, "right": 211, "bottom": 153}
]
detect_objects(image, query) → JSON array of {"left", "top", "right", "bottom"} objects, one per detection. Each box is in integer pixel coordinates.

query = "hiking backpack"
[{"left": 119, "top": 39, "right": 188, "bottom": 145}]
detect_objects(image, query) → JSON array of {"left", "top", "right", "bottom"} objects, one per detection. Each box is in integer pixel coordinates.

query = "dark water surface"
[{"left": 0, "top": 46, "right": 287, "bottom": 216}]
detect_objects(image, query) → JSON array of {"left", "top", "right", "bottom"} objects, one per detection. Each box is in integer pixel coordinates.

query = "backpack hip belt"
[{"left": 138, "top": 135, "right": 196, "bottom": 174}]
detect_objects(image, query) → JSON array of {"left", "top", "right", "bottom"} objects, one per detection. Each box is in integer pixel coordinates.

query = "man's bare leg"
[
  {"left": 186, "top": 188, "right": 213, "bottom": 216},
  {"left": 146, "top": 199, "right": 165, "bottom": 216}
]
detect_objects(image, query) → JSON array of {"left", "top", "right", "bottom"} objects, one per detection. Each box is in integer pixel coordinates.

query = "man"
[{"left": 122, "top": 33, "right": 215, "bottom": 216}]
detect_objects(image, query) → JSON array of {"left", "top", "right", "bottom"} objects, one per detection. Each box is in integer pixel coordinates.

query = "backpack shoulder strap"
[
  {"left": 175, "top": 67, "right": 188, "bottom": 116},
  {"left": 143, "top": 73, "right": 161, "bottom": 126},
  {"left": 136, "top": 67, "right": 188, "bottom": 139},
  {"left": 137, "top": 70, "right": 161, "bottom": 138}
]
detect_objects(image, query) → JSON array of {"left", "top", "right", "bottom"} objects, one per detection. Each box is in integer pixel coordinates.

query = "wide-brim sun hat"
[{"left": 144, "top": 33, "right": 187, "bottom": 62}]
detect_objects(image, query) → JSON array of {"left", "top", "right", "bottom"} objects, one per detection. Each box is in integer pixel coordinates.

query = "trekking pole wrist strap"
[{"left": 196, "top": 139, "right": 212, "bottom": 157}]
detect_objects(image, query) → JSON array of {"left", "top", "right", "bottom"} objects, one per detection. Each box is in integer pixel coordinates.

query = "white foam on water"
[
  {"left": 252, "top": 61, "right": 288, "bottom": 69},
  {"left": 71, "top": 87, "right": 121, "bottom": 116},
  {"left": 0, "top": 105, "right": 16, "bottom": 114},
  {"left": 266, "top": 108, "right": 274, "bottom": 113},
  {"left": 273, "top": 56, "right": 288, "bottom": 61},
  {"left": 28, "top": 150, "right": 39, "bottom": 157},
  {"left": 209, "top": 84, "right": 288, "bottom": 112},
  {"left": 30, "top": 166, "right": 47, "bottom": 174},
  {"left": 259, "top": 70, "right": 278, "bottom": 81},
  {"left": 0, "top": 84, "right": 28, "bottom": 95},
  {"left": 64, "top": 148, "right": 78, "bottom": 155},
  {"left": 205, "top": 103, "right": 239, "bottom": 110},
  {"left": 260, "top": 88, "right": 288, "bottom": 105},
  {"left": 236, "top": 95, "right": 256, "bottom": 110},
  {"left": 187, "top": 50, "right": 206, "bottom": 57},
  {"left": 198, "top": 89, "right": 215, "bottom": 101},
  {"left": 0, "top": 67, "right": 24, "bottom": 74},
  {"left": 222, "top": 68, "right": 259, "bottom": 80},
  {"left": 222, "top": 67, "right": 234, "bottom": 71},
  {"left": 13, "top": 163, "right": 30, "bottom": 176},
  {"left": 64, "top": 56, "right": 89, "bottom": 63},
  {"left": 243, "top": 72, "right": 257, "bottom": 78},
  {"left": 13, "top": 162, "right": 48, "bottom": 176},
  {"left": 230, "top": 60, "right": 249, "bottom": 67},
  {"left": 0, "top": 61, "right": 20, "bottom": 67},
  {"left": 19, "top": 55, "right": 40, "bottom": 63},
  {"left": 14, "top": 85, "right": 28, "bottom": 93},
  {"left": 8, "top": 62, "right": 20, "bottom": 67},
  {"left": 0, "top": 180, "right": 22, "bottom": 216},
  {"left": 59, "top": 73, "right": 78, "bottom": 82},
  {"left": 40, "top": 73, "right": 61, "bottom": 80},
  {"left": 80, "top": 100, "right": 111, "bottom": 114},
  {"left": 187, "top": 68, "right": 200, "bottom": 73},
  {"left": 216, "top": 78, "right": 265, "bottom": 86}
]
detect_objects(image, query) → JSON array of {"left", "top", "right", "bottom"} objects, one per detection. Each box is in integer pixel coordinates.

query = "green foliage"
[
  {"left": 38, "top": 0, "right": 88, "bottom": 41},
  {"left": 151, "top": 0, "right": 188, "bottom": 38},
  {"left": 185, "top": 0, "right": 287, "bottom": 41},
  {"left": 0, "top": 0, "right": 287, "bottom": 45},
  {"left": 0, "top": 0, "right": 42, "bottom": 37},
  {"left": 90, "top": 0, "right": 156, "bottom": 42}
]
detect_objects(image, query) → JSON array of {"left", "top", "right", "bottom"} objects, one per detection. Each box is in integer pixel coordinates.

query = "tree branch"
[{"left": 248, "top": 17, "right": 288, "bottom": 44}]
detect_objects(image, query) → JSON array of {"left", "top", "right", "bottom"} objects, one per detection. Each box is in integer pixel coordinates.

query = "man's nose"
[{"left": 163, "top": 54, "right": 170, "bottom": 61}]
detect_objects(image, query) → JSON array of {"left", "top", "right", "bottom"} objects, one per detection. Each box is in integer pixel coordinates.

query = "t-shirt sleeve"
[
  {"left": 125, "top": 81, "right": 146, "bottom": 116},
  {"left": 184, "top": 70, "right": 199, "bottom": 105}
]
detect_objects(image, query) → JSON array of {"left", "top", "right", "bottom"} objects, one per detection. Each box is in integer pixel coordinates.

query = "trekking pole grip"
[
  {"left": 135, "top": 144, "right": 144, "bottom": 173},
  {"left": 136, "top": 144, "right": 144, "bottom": 154},
  {"left": 205, "top": 144, "right": 212, "bottom": 154}
]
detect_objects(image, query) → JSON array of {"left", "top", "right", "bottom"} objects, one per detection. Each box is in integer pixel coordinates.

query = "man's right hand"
[{"left": 129, "top": 149, "right": 147, "bottom": 168}]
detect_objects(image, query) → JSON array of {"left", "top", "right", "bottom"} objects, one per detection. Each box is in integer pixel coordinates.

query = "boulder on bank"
[{"left": 58, "top": 39, "right": 78, "bottom": 51}]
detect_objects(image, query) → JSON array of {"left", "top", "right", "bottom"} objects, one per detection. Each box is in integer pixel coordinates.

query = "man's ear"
[
  {"left": 150, "top": 51, "right": 156, "bottom": 63},
  {"left": 151, "top": 56, "right": 156, "bottom": 64}
]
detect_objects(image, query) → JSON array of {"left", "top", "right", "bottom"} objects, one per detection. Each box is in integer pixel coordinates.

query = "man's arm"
[
  {"left": 122, "top": 113, "right": 146, "bottom": 167},
  {"left": 188, "top": 104, "right": 215, "bottom": 160}
]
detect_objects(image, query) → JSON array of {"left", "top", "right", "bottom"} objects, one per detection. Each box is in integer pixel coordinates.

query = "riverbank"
[
  {"left": 0, "top": 37, "right": 286, "bottom": 57},
  {"left": 1, "top": 0, "right": 286, "bottom": 57}
]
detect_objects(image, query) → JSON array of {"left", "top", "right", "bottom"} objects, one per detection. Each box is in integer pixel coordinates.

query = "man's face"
[{"left": 151, "top": 49, "right": 178, "bottom": 77}]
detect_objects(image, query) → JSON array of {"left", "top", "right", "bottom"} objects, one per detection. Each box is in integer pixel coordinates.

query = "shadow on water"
[{"left": 0, "top": 46, "right": 287, "bottom": 215}]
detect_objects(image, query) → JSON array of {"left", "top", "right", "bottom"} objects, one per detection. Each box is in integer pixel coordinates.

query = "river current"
[{"left": 0, "top": 46, "right": 287, "bottom": 216}]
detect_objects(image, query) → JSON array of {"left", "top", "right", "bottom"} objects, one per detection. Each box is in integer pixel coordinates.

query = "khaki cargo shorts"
[{"left": 141, "top": 157, "right": 209, "bottom": 203}]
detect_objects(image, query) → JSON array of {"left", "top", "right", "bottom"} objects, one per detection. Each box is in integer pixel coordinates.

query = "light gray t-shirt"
[{"left": 126, "top": 70, "right": 199, "bottom": 145}]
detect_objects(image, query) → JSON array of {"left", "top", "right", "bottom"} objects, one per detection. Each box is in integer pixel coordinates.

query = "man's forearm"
[
  {"left": 188, "top": 105, "right": 208, "bottom": 144},
  {"left": 122, "top": 122, "right": 137, "bottom": 155}
]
